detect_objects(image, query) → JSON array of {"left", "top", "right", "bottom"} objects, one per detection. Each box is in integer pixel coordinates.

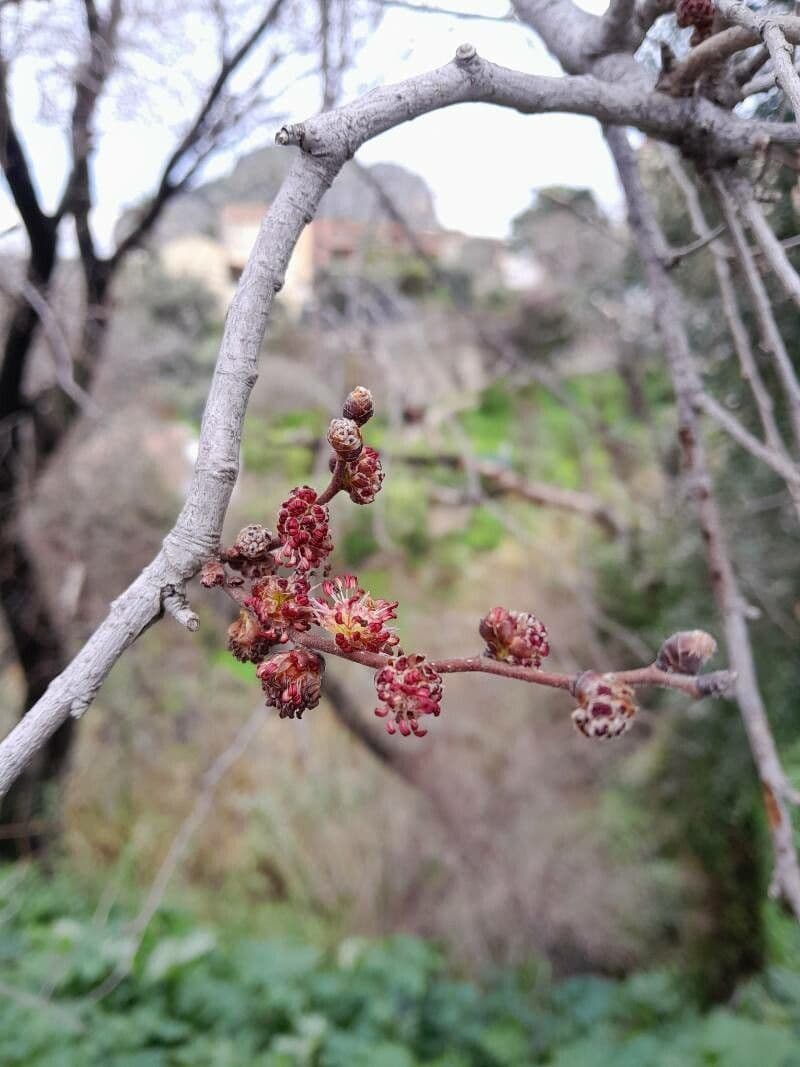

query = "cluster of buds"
[
  {"left": 676, "top": 0, "right": 714, "bottom": 45},
  {"left": 656, "top": 629, "right": 717, "bottom": 675},
  {"left": 274, "top": 486, "right": 333, "bottom": 573},
  {"left": 374, "top": 654, "right": 443, "bottom": 737},
  {"left": 333, "top": 446, "right": 385, "bottom": 506},
  {"left": 246, "top": 574, "right": 314, "bottom": 642},
  {"left": 257, "top": 649, "right": 325, "bottom": 718},
  {"left": 201, "top": 386, "right": 731, "bottom": 746},
  {"left": 571, "top": 671, "right": 637, "bottom": 741},
  {"left": 480, "top": 606, "right": 550, "bottom": 668},
  {"left": 313, "top": 574, "right": 399, "bottom": 654}
]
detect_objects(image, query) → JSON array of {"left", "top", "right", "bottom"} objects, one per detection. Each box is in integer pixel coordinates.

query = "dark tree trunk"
[
  {"left": 0, "top": 257, "right": 111, "bottom": 857},
  {"left": 0, "top": 523, "right": 72, "bottom": 857}
]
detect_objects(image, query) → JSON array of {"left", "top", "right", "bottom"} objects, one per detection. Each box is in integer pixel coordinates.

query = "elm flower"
[
  {"left": 313, "top": 574, "right": 399, "bottom": 654},
  {"left": 374, "top": 653, "right": 443, "bottom": 738},
  {"left": 275, "top": 486, "right": 333, "bottom": 573},
  {"left": 257, "top": 649, "right": 325, "bottom": 718},
  {"left": 245, "top": 574, "right": 314, "bottom": 643}
]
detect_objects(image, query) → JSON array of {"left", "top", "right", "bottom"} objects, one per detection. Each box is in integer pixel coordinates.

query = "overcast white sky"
[{"left": 0, "top": 0, "right": 628, "bottom": 248}]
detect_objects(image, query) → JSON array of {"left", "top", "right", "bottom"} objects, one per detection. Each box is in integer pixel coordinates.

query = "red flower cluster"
[
  {"left": 374, "top": 654, "right": 443, "bottom": 737},
  {"left": 274, "top": 486, "right": 333, "bottom": 573},
  {"left": 676, "top": 0, "right": 714, "bottom": 45},
  {"left": 257, "top": 649, "right": 325, "bottom": 718},
  {"left": 227, "top": 611, "right": 275, "bottom": 663},
  {"left": 245, "top": 574, "right": 313, "bottom": 643},
  {"left": 313, "top": 574, "right": 399, "bottom": 653},
  {"left": 339, "top": 446, "right": 384, "bottom": 506},
  {"left": 479, "top": 606, "right": 550, "bottom": 668},
  {"left": 571, "top": 671, "right": 637, "bottom": 741}
]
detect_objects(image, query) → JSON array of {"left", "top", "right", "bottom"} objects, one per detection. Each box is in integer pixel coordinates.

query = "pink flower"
[
  {"left": 274, "top": 486, "right": 333, "bottom": 573},
  {"left": 479, "top": 607, "right": 550, "bottom": 668},
  {"left": 257, "top": 649, "right": 325, "bottom": 719},
  {"left": 313, "top": 575, "right": 399, "bottom": 654},
  {"left": 374, "top": 654, "right": 442, "bottom": 738},
  {"left": 571, "top": 671, "right": 637, "bottom": 741},
  {"left": 245, "top": 574, "right": 314, "bottom": 643}
]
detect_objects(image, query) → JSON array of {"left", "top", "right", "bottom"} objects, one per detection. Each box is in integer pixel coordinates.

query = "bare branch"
[
  {"left": 696, "top": 391, "right": 800, "bottom": 485},
  {"left": 715, "top": 0, "right": 800, "bottom": 118},
  {"left": 711, "top": 170, "right": 800, "bottom": 449},
  {"left": 607, "top": 124, "right": 800, "bottom": 917},
  {"left": 730, "top": 173, "right": 800, "bottom": 307},
  {"left": 111, "top": 0, "right": 288, "bottom": 266},
  {"left": 379, "top": 0, "right": 515, "bottom": 23},
  {"left": 668, "top": 15, "right": 800, "bottom": 95},
  {"left": 661, "top": 148, "right": 785, "bottom": 451}
]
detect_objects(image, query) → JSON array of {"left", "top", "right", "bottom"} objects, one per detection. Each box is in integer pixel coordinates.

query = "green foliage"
[{"left": 4, "top": 869, "right": 800, "bottom": 1066}]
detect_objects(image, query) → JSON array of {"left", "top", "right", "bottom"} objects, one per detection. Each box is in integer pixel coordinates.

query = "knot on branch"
[
  {"left": 455, "top": 42, "right": 478, "bottom": 65},
  {"left": 275, "top": 123, "right": 305, "bottom": 149}
]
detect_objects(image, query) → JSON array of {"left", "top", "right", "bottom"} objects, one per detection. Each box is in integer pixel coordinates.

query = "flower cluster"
[
  {"left": 571, "top": 671, "right": 637, "bottom": 741},
  {"left": 227, "top": 610, "right": 275, "bottom": 663},
  {"left": 479, "top": 606, "right": 550, "bottom": 668},
  {"left": 245, "top": 574, "right": 314, "bottom": 643},
  {"left": 313, "top": 575, "right": 399, "bottom": 653},
  {"left": 274, "top": 486, "right": 333, "bottom": 573},
  {"left": 676, "top": 0, "right": 714, "bottom": 45},
  {"left": 335, "top": 446, "right": 385, "bottom": 506},
  {"left": 656, "top": 629, "right": 716, "bottom": 675},
  {"left": 200, "top": 386, "right": 729, "bottom": 746},
  {"left": 374, "top": 654, "right": 443, "bottom": 737},
  {"left": 257, "top": 649, "right": 325, "bottom": 718}
]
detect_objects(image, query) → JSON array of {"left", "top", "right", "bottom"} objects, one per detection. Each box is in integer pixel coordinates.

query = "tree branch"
[
  {"left": 607, "top": 124, "right": 800, "bottom": 917},
  {"left": 714, "top": 0, "right": 800, "bottom": 119},
  {"left": 289, "top": 629, "right": 733, "bottom": 699},
  {"left": 110, "top": 0, "right": 287, "bottom": 266},
  {"left": 730, "top": 172, "right": 800, "bottom": 307},
  {"left": 710, "top": 170, "right": 800, "bottom": 450}
]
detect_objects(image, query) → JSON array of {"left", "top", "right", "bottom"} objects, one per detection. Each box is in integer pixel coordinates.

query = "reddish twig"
[{"left": 287, "top": 628, "right": 733, "bottom": 700}]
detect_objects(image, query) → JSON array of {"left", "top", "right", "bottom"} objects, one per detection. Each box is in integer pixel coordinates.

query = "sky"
[{"left": 0, "top": 0, "right": 627, "bottom": 250}]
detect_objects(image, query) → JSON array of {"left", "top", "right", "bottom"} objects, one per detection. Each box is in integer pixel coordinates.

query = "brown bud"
[
  {"left": 200, "top": 559, "right": 226, "bottom": 588},
  {"left": 231, "top": 523, "right": 274, "bottom": 560},
  {"left": 656, "top": 630, "right": 717, "bottom": 675},
  {"left": 343, "top": 386, "right": 374, "bottom": 426},
  {"left": 327, "top": 418, "right": 363, "bottom": 461}
]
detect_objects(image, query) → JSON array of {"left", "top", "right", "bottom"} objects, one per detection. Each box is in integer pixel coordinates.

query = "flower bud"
[
  {"left": 655, "top": 630, "right": 717, "bottom": 675},
  {"left": 232, "top": 523, "right": 274, "bottom": 560},
  {"left": 227, "top": 611, "right": 274, "bottom": 663},
  {"left": 479, "top": 607, "right": 549, "bottom": 668},
  {"left": 342, "top": 386, "right": 374, "bottom": 426},
  {"left": 676, "top": 0, "right": 714, "bottom": 44},
  {"left": 200, "top": 559, "right": 226, "bottom": 588},
  {"left": 333, "top": 446, "right": 384, "bottom": 505},
  {"left": 327, "top": 418, "right": 363, "bottom": 462},
  {"left": 571, "top": 671, "right": 637, "bottom": 741},
  {"left": 257, "top": 649, "right": 325, "bottom": 718}
]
